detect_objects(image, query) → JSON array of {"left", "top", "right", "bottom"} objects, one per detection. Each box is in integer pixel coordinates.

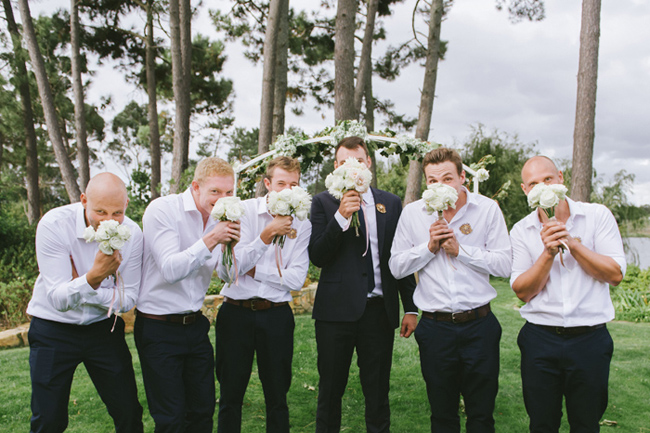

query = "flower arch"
[{"left": 233, "top": 120, "right": 485, "bottom": 198}]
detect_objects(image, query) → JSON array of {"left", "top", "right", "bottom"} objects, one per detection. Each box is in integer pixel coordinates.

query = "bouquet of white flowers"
[
  {"left": 267, "top": 186, "right": 311, "bottom": 248},
  {"left": 83, "top": 219, "right": 132, "bottom": 330},
  {"left": 211, "top": 196, "right": 246, "bottom": 277},
  {"left": 527, "top": 183, "right": 568, "bottom": 219},
  {"left": 325, "top": 157, "right": 373, "bottom": 236},
  {"left": 83, "top": 219, "right": 132, "bottom": 255},
  {"left": 527, "top": 183, "right": 570, "bottom": 260},
  {"left": 422, "top": 183, "right": 459, "bottom": 220}
]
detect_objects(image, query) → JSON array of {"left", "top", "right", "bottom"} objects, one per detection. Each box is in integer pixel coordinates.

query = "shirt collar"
[
  {"left": 522, "top": 196, "right": 584, "bottom": 229},
  {"left": 259, "top": 195, "right": 270, "bottom": 215},
  {"left": 362, "top": 188, "right": 374, "bottom": 205},
  {"left": 182, "top": 187, "right": 199, "bottom": 212},
  {"left": 75, "top": 202, "right": 88, "bottom": 239}
]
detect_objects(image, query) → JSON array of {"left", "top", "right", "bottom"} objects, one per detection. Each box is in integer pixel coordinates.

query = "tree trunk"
[
  {"left": 571, "top": 0, "right": 601, "bottom": 202},
  {"left": 169, "top": 0, "right": 192, "bottom": 193},
  {"left": 353, "top": 0, "right": 378, "bottom": 119},
  {"left": 3, "top": 0, "right": 41, "bottom": 223},
  {"left": 70, "top": 0, "right": 90, "bottom": 192},
  {"left": 146, "top": 0, "right": 161, "bottom": 199},
  {"left": 334, "top": 0, "right": 359, "bottom": 122},
  {"left": 272, "top": 0, "right": 289, "bottom": 139},
  {"left": 259, "top": 0, "right": 283, "bottom": 154},
  {"left": 364, "top": 68, "right": 378, "bottom": 188},
  {"left": 18, "top": 0, "right": 81, "bottom": 203},
  {"left": 404, "top": 0, "right": 443, "bottom": 205}
]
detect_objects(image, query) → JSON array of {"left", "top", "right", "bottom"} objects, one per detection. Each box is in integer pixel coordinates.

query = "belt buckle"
[
  {"left": 451, "top": 312, "right": 461, "bottom": 324},
  {"left": 250, "top": 300, "right": 259, "bottom": 311},
  {"left": 182, "top": 314, "right": 194, "bottom": 325}
]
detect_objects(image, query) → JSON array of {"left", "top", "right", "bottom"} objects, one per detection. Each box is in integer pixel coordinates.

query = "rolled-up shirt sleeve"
[{"left": 143, "top": 200, "right": 213, "bottom": 284}]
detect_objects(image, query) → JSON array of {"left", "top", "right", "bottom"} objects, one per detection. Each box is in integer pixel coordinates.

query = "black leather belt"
[
  {"left": 367, "top": 296, "right": 384, "bottom": 306},
  {"left": 136, "top": 309, "right": 202, "bottom": 325},
  {"left": 223, "top": 297, "right": 288, "bottom": 311},
  {"left": 422, "top": 303, "right": 491, "bottom": 324},
  {"left": 531, "top": 322, "right": 605, "bottom": 336}
]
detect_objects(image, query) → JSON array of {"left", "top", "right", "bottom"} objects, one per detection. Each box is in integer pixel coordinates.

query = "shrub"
[{"left": 611, "top": 264, "right": 650, "bottom": 322}]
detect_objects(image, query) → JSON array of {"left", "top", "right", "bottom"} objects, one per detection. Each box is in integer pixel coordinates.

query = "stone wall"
[{"left": 0, "top": 283, "right": 317, "bottom": 350}]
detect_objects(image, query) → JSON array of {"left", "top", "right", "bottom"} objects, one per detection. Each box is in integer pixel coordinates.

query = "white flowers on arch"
[{"left": 232, "top": 120, "right": 486, "bottom": 197}]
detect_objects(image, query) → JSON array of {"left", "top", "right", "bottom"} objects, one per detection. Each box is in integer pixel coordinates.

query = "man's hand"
[
  {"left": 440, "top": 235, "right": 460, "bottom": 257},
  {"left": 261, "top": 215, "right": 293, "bottom": 245},
  {"left": 86, "top": 250, "right": 122, "bottom": 289},
  {"left": 400, "top": 314, "right": 418, "bottom": 338},
  {"left": 540, "top": 220, "right": 569, "bottom": 257},
  {"left": 428, "top": 219, "right": 454, "bottom": 254},
  {"left": 338, "top": 190, "right": 361, "bottom": 219},
  {"left": 204, "top": 221, "right": 241, "bottom": 252}
]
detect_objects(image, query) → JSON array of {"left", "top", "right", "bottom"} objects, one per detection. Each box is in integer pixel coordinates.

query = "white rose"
[
  {"left": 550, "top": 184, "right": 568, "bottom": 200},
  {"left": 117, "top": 224, "right": 131, "bottom": 241},
  {"left": 295, "top": 209, "right": 309, "bottom": 221},
  {"left": 94, "top": 225, "right": 111, "bottom": 241},
  {"left": 83, "top": 226, "right": 96, "bottom": 243},
  {"left": 527, "top": 184, "right": 544, "bottom": 208},
  {"left": 475, "top": 168, "right": 490, "bottom": 182},
  {"left": 211, "top": 199, "right": 227, "bottom": 220},
  {"left": 539, "top": 187, "right": 559, "bottom": 209},
  {"left": 109, "top": 237, "right": 125, "bottom": 251},
  {"left": 98, "top": 241, "right": 114, "bottom": 255},
  {"left": 274, "top": 200, "right": 291, "bottom": 216}
]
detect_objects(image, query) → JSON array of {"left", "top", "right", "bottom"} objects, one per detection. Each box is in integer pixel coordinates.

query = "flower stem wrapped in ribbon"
[
  {"left": 83, "top": 220, "right": 132, "bottom": 331},
  {"left": 527, "top": 183, "right": 570, "bottom": 261},
  {"left": 422, "top": 183, "right": 459, "bottom": 221},
  {"left": 267, "top": 186, "right": 311, "bottom": 247},
  {"left": 325, "top": 157, "right": 373, "bottom": 237},
  {"left": 267, "top": 186, "right": 312, "bottom": 278},
  {"left": 211, "top": 196, "right": 246, "bottom": 282}
]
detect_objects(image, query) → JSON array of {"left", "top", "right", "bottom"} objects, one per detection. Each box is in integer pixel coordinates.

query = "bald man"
[
  {"left": 510, "top": 156, "right": 626, "bottom": 432},
  {"left": 27, "top": 173, "right": 144, "bottom": 433}
]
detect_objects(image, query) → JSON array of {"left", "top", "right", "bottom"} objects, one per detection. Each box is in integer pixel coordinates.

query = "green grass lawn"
[{"left": 2, "top": 280, "right": 649, "bottom": 432}]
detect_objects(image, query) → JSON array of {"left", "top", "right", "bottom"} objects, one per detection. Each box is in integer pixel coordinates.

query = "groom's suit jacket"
[{"left": 308, "top": 187, "right": 416, "bottom": 328}]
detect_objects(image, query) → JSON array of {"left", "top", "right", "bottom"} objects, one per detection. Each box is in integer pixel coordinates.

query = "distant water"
[{"left": 624, "top": 237, "right": 650, "bottom": 270}]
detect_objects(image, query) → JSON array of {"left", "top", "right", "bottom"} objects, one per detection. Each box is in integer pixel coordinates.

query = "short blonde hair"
[
  {"left": 266, "top": 156, "right": 301, "bottom": 179},
  {"left": 193, "top": 157, "right": 234, "bottom": 184}
]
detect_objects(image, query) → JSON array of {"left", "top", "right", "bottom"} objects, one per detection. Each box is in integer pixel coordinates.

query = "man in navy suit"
[{"left": 308, "top": 136, "right": 417, "bottom": 433}]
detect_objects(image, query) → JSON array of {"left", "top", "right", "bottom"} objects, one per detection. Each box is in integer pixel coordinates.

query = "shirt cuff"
[
  {"left": 194, "top": 238, "right": 214, "bottom": 261},
  {"left": 405, "top": 311, "right": 419, "bottom": 316},
  {"left": 455, "top": 243, "right": 476, "bottom": 264},
  {"left": 418, "top": 242, "right": 436, "bottom": 260},
  {"left": 77, "top": 274, "right": 98, "bottom": 299},
  {"left": 334, "top": 210, "right": 351, "bottom": 231}
]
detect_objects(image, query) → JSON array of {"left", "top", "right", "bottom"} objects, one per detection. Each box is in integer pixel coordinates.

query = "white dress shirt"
[
  {"left": 510, "top": 198, "right": 627, "bottom": 327},
  {"left": 218, "top": 196, "right": 312, "bottom": 302},
  {"left": 27, "top": 203, "right": 143, "bottom": 325},
  {"left": 333, "top": 189, "right": 383, "bottom": 297},
  {"left": 138, "top": 188, "right": 218, "bottom": 315},
  {"left": 390, "top": 188, "right": 511, "bottom": 313}
]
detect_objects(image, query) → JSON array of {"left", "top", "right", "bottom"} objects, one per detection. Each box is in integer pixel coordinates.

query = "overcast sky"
[{"left": 27, "top": 0, "right": 650, "bottom": 205}]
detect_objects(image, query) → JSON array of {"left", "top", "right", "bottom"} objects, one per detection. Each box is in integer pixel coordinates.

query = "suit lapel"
[{"left": 371, "top": 188, "right": 387, "bottom": 258}]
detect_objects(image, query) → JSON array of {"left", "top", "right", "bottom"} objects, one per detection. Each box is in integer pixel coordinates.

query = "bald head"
[
  {"left": 81, "top": 173, "right": 129, "bottom": 228},
  {"left": 520, "top": 155, "right": 565, "bottom": 195}
]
